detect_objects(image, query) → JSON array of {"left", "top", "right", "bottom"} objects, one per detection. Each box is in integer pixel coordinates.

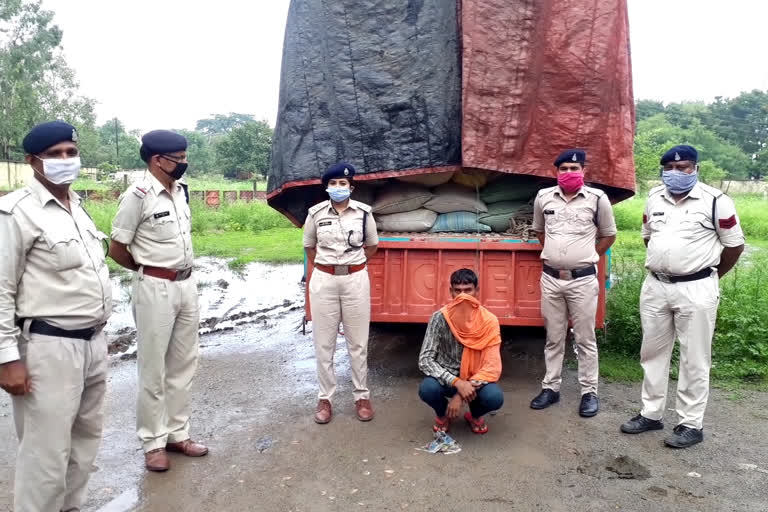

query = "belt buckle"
[
  {"left": 656, "top": 272, "right": 672, "bottom": 283},
  {"left": 177, "top": 268, "right": 191, "bottom": 280},
  {"left": 558, "top": 269, "right": 573, "bottom": 281},
  {"left": 334, "top": 265, "right": 349, "bottom": 276}
]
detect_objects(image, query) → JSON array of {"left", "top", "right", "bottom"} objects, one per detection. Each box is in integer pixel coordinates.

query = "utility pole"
[{"left": 114, "top": 118, "right": 120, "bottom": 168}]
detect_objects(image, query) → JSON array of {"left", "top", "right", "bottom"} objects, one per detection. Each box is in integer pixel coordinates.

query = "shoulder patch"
[
  {"left": 0, "top": 188, "right": 32, "bottom": 214},
  {"left": 718, "top": 215, "right": 737, "bottom": 229},
  {"left": 308, "top": 200, "right": 330, "bottom": 216}
]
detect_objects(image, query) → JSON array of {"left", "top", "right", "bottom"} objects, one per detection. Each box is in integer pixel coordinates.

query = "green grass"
[
  {"left": 185, "top": 176, "right": 267, "bottom": 192},
  {"left": 614, "top": 195, "right": 768, "bottom": 240},
  {"left": 596, "top": 353, "right": 645, "bottom": 382},
  {"left": 71, "top": 178, "right": 111, "bottom": 191},
  {"left": 602, "top": 249, "right": 768, "bottom": 386},
  {"left": 82, "top": 199, "right": 300, "bottom": 269},
  {"left": 65, "top": 175, "right": 266, "bottom": 193},
  {"left": 195, "top": 229, "right": 303, "bottom": 267}
]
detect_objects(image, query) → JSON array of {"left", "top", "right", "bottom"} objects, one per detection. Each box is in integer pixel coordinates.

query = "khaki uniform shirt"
[
  {"left": 533, "top": 185, "right": 617, "bottom": 269},
  {"left": 303, "top": 200, "right": 378, "bottom": 266},
  {"left": 0, "top": 179, "right": 112, "bottom": 364},
  {"left": 642, "top": 183, "right": 744, "bottom": 275},
  {"left": 111, "top": 174, "right": 194, "bottom": 270}
]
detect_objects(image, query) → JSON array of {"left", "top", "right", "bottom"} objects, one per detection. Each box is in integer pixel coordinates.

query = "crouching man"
[{"left": 417, "top": 269, "right": 504, "bottom": 434}]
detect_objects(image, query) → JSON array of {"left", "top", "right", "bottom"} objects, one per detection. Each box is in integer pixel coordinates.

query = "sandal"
[
  {"left": 433, "top": 416, "right": 451, "bottom": 432},
  {"left": 464, "top": 412, "right": 489, "bottom": 434}
]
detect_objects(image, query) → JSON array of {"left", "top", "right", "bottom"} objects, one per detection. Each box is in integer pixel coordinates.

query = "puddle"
[{"left": 106, "top": 258, "right": 305, "bottom": 355}]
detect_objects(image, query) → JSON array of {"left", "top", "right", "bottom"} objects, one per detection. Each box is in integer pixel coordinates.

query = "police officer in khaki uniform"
[
  {"left": 110, "top": 130, "right": 207, "bottom": 472},
  {"left": 304, "top": 162, "right": 379, "bottom": 424},
  {"left": 621, "top": 145, "right": 744, "bottom": 448},
  {"left": 530, "top": 149, "right": 617, "bottom": 417},
  {"left": 0, "top": 121, "right": 112, "bottom": 512}
]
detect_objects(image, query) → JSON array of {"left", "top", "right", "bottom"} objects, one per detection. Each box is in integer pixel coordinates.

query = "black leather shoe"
[
  {"left": 664, "top": 425, "right": 703, "bottom": 448},
  {"left": 530, "top": 389, "right": 560, "bottom": 410},
  {"left": 621, "top": 414, "right": 664, "bottom": 434},
  {"left": 579, "top": 392, "right": 599, "bottom": 417}
]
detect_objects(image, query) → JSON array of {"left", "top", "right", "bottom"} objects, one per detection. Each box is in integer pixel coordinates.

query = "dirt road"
[{"left": 1, "top": 264, "right": 767, "bottom": 511}]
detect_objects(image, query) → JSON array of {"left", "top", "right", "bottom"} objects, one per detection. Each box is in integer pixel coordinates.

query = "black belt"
[
  {"left": 650, "top": 268, "right": 713, "bottom": 284},
  {"left": 16, "top": 319, "right": 105, "bottom": 341},
  {"left": 542, "top": 264, "right": 596, "bottom": 281}
]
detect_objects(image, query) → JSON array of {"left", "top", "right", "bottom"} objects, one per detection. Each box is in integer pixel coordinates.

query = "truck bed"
[{"left": 305, "top": 233, "right": 607, "bottom": 327}]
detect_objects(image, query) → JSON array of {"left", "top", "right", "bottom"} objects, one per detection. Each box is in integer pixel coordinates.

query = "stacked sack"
[{"left": 362, "top": 170, "right": 544, "bottom": 236}]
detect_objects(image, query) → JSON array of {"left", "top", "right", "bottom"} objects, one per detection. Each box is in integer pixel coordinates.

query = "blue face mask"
[
  {"left": 327, "top": 186, "right": 351, "bottom": 202},
  {"left": 662, "top": 169, "right": 698, "bottom": 195}
]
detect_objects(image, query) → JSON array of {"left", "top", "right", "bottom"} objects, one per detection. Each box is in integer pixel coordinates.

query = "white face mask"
[{"left": 35, "top": 156, "right": 82, "bottom": 185}]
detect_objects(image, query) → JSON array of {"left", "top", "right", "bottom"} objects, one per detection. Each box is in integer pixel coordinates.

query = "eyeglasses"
[{"left": 160, "top": 154, "right": 186, "bottom": 163}]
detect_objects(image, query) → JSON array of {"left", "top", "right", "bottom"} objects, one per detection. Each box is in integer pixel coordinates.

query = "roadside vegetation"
[
  {"left": 86, "top": 199, "right": 303, "bottom": 273},
  {"left": 601, "top": 196, "right": 768, "bottom": 388}
]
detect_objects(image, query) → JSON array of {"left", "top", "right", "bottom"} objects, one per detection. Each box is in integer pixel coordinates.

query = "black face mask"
[{"left": 160, "top": 155, "right": 188, "bottom": 180}]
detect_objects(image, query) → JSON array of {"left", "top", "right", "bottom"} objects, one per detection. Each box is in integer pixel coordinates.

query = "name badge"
[
  {"left": 652, "top": 212, "right": 664, "bottom": 217},
  {"left": 544, "top": 209, "right": 555, "bottom": 215},
  {"left": 153, "top": 211, "right": 171, "bottom": 219},
  {"left": 318, "top": 221, "right": 333, "bottom": 227}
]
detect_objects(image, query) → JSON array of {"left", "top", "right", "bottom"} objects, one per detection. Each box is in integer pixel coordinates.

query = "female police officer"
[{"left": 303, "top": 162, "right": 378, "bottom": 424}]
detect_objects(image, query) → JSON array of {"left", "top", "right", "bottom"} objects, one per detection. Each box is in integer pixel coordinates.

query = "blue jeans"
[{"left": 418, "top": 377, "right": 504, "bottom": 418}]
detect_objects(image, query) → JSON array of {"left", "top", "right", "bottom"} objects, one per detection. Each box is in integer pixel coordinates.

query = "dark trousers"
[{"left": 418, "top": 377, "right": 504, "bottom": 419}]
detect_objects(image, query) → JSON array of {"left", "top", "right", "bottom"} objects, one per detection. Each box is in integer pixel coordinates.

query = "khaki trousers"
[
  {"left": 309, "top": 268, "right": 371, "bottom": 402},
  {"left": 639, "top": 273, "right": 719, "bottom": 429},
  {"left": 133, "top": 272, "right": 199, "bottom": 453},
  {"left": 540, "top": 272, "right": 600, "bottom": 394},
  {"left": 12, "top": 329, "right": 107, "bottom": 512}
]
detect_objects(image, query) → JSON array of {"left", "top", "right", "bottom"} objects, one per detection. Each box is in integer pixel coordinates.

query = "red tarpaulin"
[{"left": 460, "top": 0, "right": 635, "bottom": 200}]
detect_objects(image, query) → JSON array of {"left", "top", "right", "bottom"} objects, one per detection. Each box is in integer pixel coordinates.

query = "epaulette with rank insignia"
[
  {"left": 132, "top": 186, "right": 148, "bottom": 199},
  {"left": 308, "top": 200, "right": 330, "bottom": 217},
  {"left": 0, "top": 188, "right": 32, "bottom": 214}
]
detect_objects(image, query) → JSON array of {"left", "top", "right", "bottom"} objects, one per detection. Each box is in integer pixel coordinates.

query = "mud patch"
[
  {"left": 578, "top": 455, "right": 651, "bottom": 480},
  {"left": 105, "top": 259, "right": 305, "bottom": 356}
]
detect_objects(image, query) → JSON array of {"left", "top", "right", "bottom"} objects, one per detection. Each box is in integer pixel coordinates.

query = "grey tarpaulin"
[{"left": 268, "top": 0, "right": 462, "bottom": 225}]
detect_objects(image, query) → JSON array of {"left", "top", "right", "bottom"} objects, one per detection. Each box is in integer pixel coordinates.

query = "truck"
[{"left": 267, "top": 0, "right": 635, "bottom": 327}]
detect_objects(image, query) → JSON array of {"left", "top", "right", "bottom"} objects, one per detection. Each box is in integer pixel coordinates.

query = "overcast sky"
[{"left": 41, "top": 0, "right": 768, "bottom": 132}]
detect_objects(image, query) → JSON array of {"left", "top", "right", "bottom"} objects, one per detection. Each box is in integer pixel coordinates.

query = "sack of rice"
[
  {"left": 396, "top": 170, "right": 455, "bottom": 187},
  {"left": 452, "top": 168, "right": 488, "bottom": 189},
  {"left": 375, "top": 209, "right": 438, "bottom": 232},
  {"left": 423, "top": 183, "right": 489, "bottom": 214},
  {"left": 480, "top": 174, "right": 545, "bottom": 204},
  {"left": 372, "top": 183, "right": 433, "bottom": 214},
  {"left": 478, "top": 200, "right": 531, "bottom": 232},
  {"left": 351, "top": 182, "right": 377, "bottom": 205},
  {"left": 430, "top": 211, "right": 492, "bottom": 233}
]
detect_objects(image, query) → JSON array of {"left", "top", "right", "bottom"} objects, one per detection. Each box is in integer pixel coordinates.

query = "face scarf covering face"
[
  {"left": 557, "top": 172, "right": 584, "bottom": 194},
  {"left": 327, "top": 187, "right": 351, "bottom": 202},
  {"left": 662, "top": 169, "right": 698, "bottom": 195},
  {"left": 440, "top": 293, "right": 502, "bottom": 382},
  {"left": 35, "top": 156, "right": 82, "bottom": 185}
]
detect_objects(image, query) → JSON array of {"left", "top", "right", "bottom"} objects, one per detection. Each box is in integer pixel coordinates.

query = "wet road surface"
[{"left": 1, "top": 263, "right": 767, "bottom": 511}]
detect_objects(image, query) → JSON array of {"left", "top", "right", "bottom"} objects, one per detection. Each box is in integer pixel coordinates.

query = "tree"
[
  {"left": 0, "top": 0, "right": 96, "bottom": 160},
  {"left": 214, "top": 120, "right": 273, "bottom": 178},
  {"left": 195, "top": 113, "right": 256, "bottom": 138},
  {"left": 177, "top": 129, "right": 215, "bottom": 175},
  {"left": 634, "top": 114, "right": 752, "bottom": 183},
  {"left": 635, "top": 99, "right": 665, "bottom": 124},
  {"left": 709, "top": 91, "right": 768, "bottom": 177}
]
